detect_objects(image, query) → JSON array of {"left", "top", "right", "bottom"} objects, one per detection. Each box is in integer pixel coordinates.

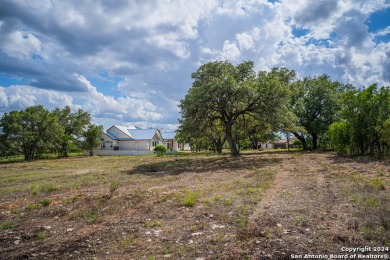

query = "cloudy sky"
[{"left": 0, "top": 0, "right": 389, "bottom": 130}]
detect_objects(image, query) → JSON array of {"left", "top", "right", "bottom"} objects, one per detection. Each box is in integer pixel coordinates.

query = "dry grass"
[{"left": 0, "top": 151, "right": 389, "bottom": 259}]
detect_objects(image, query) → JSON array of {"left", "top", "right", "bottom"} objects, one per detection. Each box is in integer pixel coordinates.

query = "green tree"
[
  {"left": 83, "top": 125, "right": 103, "bottom": 156},
  {"left": 176, "top": 117, "right": 208, "bottom": 152},
  {"left": 179, "top": 61, "right": 291, "bottom": 156},
  {"left": 0, "top": 106, "right": 63, "bottom": 160},
  {"left": 327, "top": 122, "right": 351, "bottom": 156},
  {"left": 234, "top": 115, "right": 272, "bottom": 149},
  {"left": 380, "top": 118, "right": 390, "bottom": 146},
  {"left": 340, "top": 84, "right": 390, "bottom": 157},
  {"left": 53, "top": 106, "right": 91, "bottom": 157},
  {"left": 291, "top": 75, "right": 344, "bottom": 150},
  {"left": 177, "top": 113, "right": 226, "bottom": 154}
]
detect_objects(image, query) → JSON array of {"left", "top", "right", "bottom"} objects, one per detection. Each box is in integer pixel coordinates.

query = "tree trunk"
[
  {"left": 249, "top": 137, "right": 259, "bottom": 149},
  {"left": 293, "top": 132, "right": 308, "bottom": 150},
  {"left": 226, "top": 122, "right": 239, "bottom": 156},
  {"left": 24, "top": 145, "right": 32, "bottom": 161},
  {"left": 312, "top": 133, "right": 318, "bottom": 150},
  {"left": 216, "top": 137, "right": 224, "bottom": 154},
  {"left": 287, "top": 134, "right": 290, "bottom": 152}
]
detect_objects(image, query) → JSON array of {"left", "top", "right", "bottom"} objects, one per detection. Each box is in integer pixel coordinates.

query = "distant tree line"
[
  {"left": 0, "top": 105, "right": 103, "bottom": 160},
  {"left": 177, "top": 60, "right": 390, "bottom": 158}
]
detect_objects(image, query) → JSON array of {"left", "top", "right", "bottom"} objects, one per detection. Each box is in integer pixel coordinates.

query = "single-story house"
[
  {"left": 274, "top": 137, "right": 296, "bottom": 149},
  {"left": 91, "top": 125, "right": 186, "bottom": 155},
  {"left": 93, "top": 125, "right": 164, "bottom": 155},
  {"left": 260, "top": 142, "right": 275, "bottom": 149}
]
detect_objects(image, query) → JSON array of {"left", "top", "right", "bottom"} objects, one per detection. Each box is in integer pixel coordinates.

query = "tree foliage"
[
  {"left": 0, "top": 106, "right": 63, "bottom": 160},
  {"left": 332, "top": 84, "right": 390, "bottom": 157},
  {"left": 178, "top": 61, "right": 292, "bottom": 156},
  {"left": 233, "top": 115, "right": 273, "bottom": 149},
  {"left": 53, "top": 106, "right": 91, "bottom": 157},
  {"left": 291, "top": 75, "right": 345, "bottom": 150},
  {"left": 327, "top": 122, "right": 351, "bottom": 156},
  {"left": 0, "top": 105, "right": 99, "bottom": 160},
  {"left": 83, "top": 124, "right": 103, "bottom": 156}
]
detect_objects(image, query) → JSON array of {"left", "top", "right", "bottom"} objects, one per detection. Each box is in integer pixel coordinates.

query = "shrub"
[{"left": 153, "top": 144, "right": 167, "bottom": 155}]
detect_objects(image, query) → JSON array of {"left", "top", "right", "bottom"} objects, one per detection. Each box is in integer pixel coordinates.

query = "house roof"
[
  {"left": 104, "top": 131, "right": 120, "bottom": 140},
  {"left": 162, "top": 132, "right": 176, "bottom": 140},
  {"left": 128, "top": 129, "right": 158, "bottom": 140},
  {"left": 275, "top": 137, "right": 296, "bottom": 144},
  {"left": 106, "top": 125, "right": 160, "bottom": 140}
]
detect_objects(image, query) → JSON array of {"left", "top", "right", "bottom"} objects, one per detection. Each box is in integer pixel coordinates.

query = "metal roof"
[
  {"left": 104, "top": 131, "right": 120, "bottom": 140},
  {"left": 127, "top": 128, "right": 158, "bottom": 140},
  {"left": 162, "top": 132, "right": 176, "bottom": 139},
  {"left": 106, "top": 125, "right": 159, "bottom": 140}
]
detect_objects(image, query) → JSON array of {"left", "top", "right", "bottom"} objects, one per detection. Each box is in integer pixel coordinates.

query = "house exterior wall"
[
  {"left": 260, "top": 143, "right": 275, "bottom": 149},
  {"left": 163, "top": 139, "right": 179, "bottom": 151},
  {"left": 180, "top": 143, "right": 192, "bottom": 151},
  {"left": 99, "top": 133, "right": 117, "bottom": 150},
  {"left": 93, "top": 126, "right": 168, "bottom": 155},
  {"left": 118, "top": 140, "right": 150, "bottom": 151},
  {"left": 173, "top": 140, "right": 179, "bottom": 151}
]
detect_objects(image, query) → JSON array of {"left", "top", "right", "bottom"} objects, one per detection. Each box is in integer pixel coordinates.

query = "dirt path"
[{"left": 247, "top": 153, "right": 358, "bottom": 258}]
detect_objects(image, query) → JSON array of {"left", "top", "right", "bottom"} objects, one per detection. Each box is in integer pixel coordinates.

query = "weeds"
[
  {"left": 109, "top": 181, "right": 120, "bottom": 196},
  {"left": 86, "top": 209, "right": 99, "bottom": 224},
  {"left": 31, "top": 183, "right": 57, "bottom": 195},
  {"left": 369, "top": 178, "right": 386, "bottom": 190},
  {"left": 25, "top": 203, "right": 39, "bottom": 211},
  {"left": 236, "top": 206, "right": 250, "bottom": 227},
  {"left": 67, "top": 194, "right": 82, "bottom": 204},
  {"left": 72, "top": 208, "right": 100, "bottom": 224},
  {"left": 183, "top": 191, "right": 198, "bottom": 207},
  {"left": 145, "top": 220, "right": 163, "bottom": 228},
  {"left": 36, "top": 232, "right": 45, "bottom": 240},
  {"left": 224, "top": 198, "right": 233, "bottom": 206},
  {"left": 294, "top": 216, "right": 308, "bottom": 227},
  {"left": 0, "top": 221, "right": 16, "bottom": 230},
  {"left": 40, "top": 199, "right": 52, "bottom": 207}
]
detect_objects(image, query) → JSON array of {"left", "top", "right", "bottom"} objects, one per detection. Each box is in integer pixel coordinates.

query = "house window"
[{"left": 152, "top": 141, "right": 157, "bottom": 146}]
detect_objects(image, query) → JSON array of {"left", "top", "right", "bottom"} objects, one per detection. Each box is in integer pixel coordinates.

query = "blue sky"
[{"left": 0, "top": 0, "right": 389, "bottom": 130}]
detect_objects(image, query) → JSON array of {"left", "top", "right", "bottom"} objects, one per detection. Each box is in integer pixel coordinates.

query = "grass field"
[{"left": 0, "top": 151, "right": 389, "bottom": 259}]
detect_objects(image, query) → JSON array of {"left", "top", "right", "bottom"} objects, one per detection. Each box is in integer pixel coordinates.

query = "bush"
[{"left": 153, "top": 144, "right": 167, "bottom": 155}]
